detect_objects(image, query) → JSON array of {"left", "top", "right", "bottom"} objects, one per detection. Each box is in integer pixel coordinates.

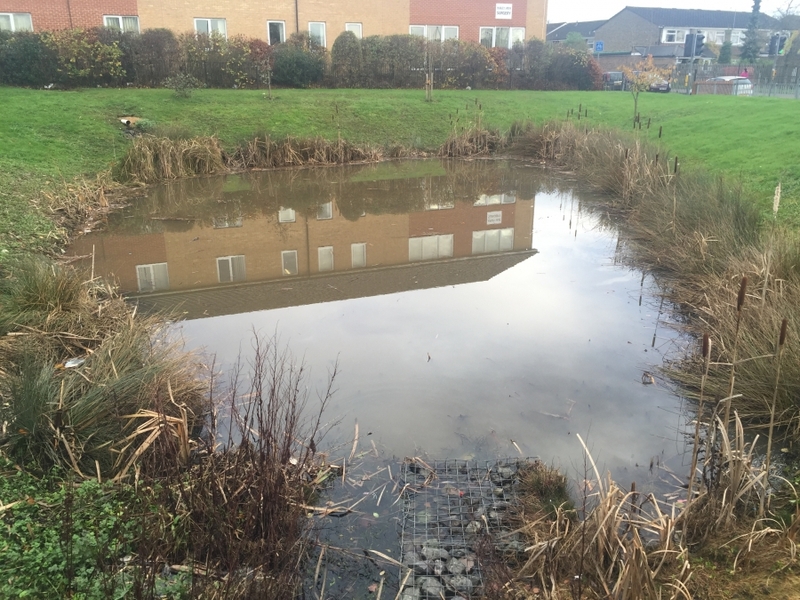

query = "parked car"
[
  {"left": 702, "top": 76, "right": 753, "bottom": 96},
  {"left": 602, "top": 71, "right": 624, "bottom": 91},
  {"left": 648, "top": 79, "right": 670, "bottom": 93}
]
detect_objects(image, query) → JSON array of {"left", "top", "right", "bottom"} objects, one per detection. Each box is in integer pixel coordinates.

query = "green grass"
[{"left": 2, "top": 86, "right": 800, "bottom": 258}]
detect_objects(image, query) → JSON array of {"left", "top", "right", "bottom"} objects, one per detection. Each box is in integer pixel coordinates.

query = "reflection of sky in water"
[{"left": 179, "top": 188, "right": 687, "bottom": 488}]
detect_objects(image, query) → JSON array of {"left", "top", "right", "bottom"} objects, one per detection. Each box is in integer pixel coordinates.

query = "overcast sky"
[{"left": 546, "top": 0, "right": 788, "bottom": 24}]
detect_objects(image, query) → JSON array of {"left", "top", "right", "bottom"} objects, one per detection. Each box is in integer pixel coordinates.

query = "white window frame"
[
  {"left": 316, "top": 201, "right": 333, "bottom": 220},
  {"left": 282, "top": 250, "right": 299, "bottom": 276},
  {"left": 664, "top": 29, "right": 677, "bottom": 43},
  {"left": 309, "top": 22, "right": 326, "bottom": 47},
  {"left": 217, "top": 255, "right": 246, "bottom": 283},
  {"left": 103, "top": 15, "right": 140, "bottom": 33},
  {"left": 318, "top": 246, "right": 334, "bottom": 272},
  {"left": 409, "top": 25, "right": 459, "bottom": 41},
  {"left": 268, "top": 20, "right": 285, "bottom": 44},
  {"left": 474, "top": 193, "right": 515, "bottom": 206},
  {"left": 472, "top": 228, "right": 515, "bottom": 255},
  {"left": 195, "top": 18, "right": 227, "bottom": 38},
  {"left": 345, "top": 22, "right": 362, "bottom": 38},
  {"left": 479, "top": 26, "right": 525, "bottom": 49},
  {"left": 0, "top": 12, "right": 33, "bottom": 32},
  {"left": 136, "top": 263, "right": 169, "bottom": 293},
  {"left": 408, "top": 234, "right": 454, "bottom": 262},
  {"left": 278, "top": 207, "right": 296, "bottom": 223},
  {"left": 351, "top": 243, "right": 367, "bottom": 268}
]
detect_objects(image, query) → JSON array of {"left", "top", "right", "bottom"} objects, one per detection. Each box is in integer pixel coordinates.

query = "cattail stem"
[
  {"left": 686, "top": 334, "right": 712, "bottom": 517},
  {"left": 723, "top": 277, "right": 748, "bottom": 429},
  {"left": 760, "top": 318, "right": 788, "bottom": 516}
]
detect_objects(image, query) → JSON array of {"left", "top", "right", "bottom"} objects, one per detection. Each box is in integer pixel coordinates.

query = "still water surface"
[{"left": 69, "top": 159, "right": 689, "bottom": 486}]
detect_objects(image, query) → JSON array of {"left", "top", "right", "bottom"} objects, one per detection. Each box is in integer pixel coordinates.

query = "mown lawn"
[{"left": 1, "top": 86, "right": 799, "bottom": 258}]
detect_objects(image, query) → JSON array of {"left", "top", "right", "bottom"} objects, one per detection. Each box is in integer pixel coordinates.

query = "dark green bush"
[
  {"left": 0, "top": 31, "right": 59, "bottom": 86},
  {"left": 272, "top": 43, "right": 325, "bottom": 87},
  {"left": 331, "top": 31, "right": 363, "bottom": 87},
  {"left": 129, "top": 28, "right": 181, "bottom": 87}
]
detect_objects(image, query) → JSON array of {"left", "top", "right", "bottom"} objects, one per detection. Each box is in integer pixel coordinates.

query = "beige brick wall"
[{"left": 137, "top": 0, "right": 410, "bottom": 47}]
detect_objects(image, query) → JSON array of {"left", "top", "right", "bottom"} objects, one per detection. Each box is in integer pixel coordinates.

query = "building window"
[
  {"left": 278, "top": 207, "right": 296, "bottom": 223},
  {"left": 136, "top": 263, "right": 169, "bottom": 292},
  {"left": 345, "top": 22, "right": 362, "bottom": 38},
  {"left": 104, "top": 15, "right": 140, "bottom": 33},
  {"left": 474, "top": 193, "right": 515, "bottom": 205},
  {"left": 213, "top": 216, "right": 243, "bottom": 228},
  {"left": 409, "top": 234, "right": 454, "bottom": 262},
  {"left": 309, "top": 22, "right": 326, "bottom": 47},
  {"left": 731, "top": 30, "right": 743, "bottom": 45},
  {"left": 217, "top": 255, "right": 246, "bottom": 283},
  {"left": 268, "top": 21, "right": 285, "bottom": 44},
  {"left": 472, "top": 228, "right": 514, "bottom": 254},
  {"left": 318, "top": 246, "right": 334, "bottom": 271},
  {"left": 664, "top": 29, "right": 677, "bottom": 43},
  {"left": 479, "top": 27, "right": 525, "bottom": 49},
  {"left": 282, "top": 250, "right": 299, "bottom": 276},
  {"left": 0, "top": 12, "right": 33, "bottom": 32},
  {"left": 351, "top": 243, "right": 367, "bottom": 268},
  {"left": 316, "top": 201, "right": 333, "bottom": 220},
  {"left": 195, "top": 18, "right": 227, "bottom": 37},
  {"left": 409, "top": 25, "right": 459, "bottom": 41}
]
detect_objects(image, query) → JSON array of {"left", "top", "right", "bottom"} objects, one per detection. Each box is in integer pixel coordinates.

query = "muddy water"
[{"left": 69, "top": 160, "right": 687, "bottom": 483}]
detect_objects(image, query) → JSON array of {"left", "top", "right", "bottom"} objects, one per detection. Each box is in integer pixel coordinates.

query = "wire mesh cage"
[{"left": 398, "top": 458, "right": 531, "bottom": 599}]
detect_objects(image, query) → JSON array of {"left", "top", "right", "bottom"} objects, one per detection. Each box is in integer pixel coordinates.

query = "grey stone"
[
  {"left": 411, "top": 561, "right": 430, "bottom": 575},
  {"left": 465, "top": 520, "right": 482, "bottom": 534},
  {"left": 432, "top": 559, "right": 445, "bottom": 576},
  {"left": 445, "top": 574, "right": 474, "bottom": 594},
  {"left": 418, "top": 576, "right": 444, "bottom": 596},
  {"left": 421, "top": 546, "right": 450, "bottom": 561},
  {"left": 402, "top": 551, "right": 421, "bottom": 565},
  {"left": 447, "top": 557, "right": 466, "bottom": 575},
  {"left": 399, "top": 587, "right": 420, "bottom": 600}
]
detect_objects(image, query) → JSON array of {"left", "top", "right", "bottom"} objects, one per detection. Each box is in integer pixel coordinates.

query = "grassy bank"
[{"left": 2, "top": 87, "right": 800, "bottom": 258}]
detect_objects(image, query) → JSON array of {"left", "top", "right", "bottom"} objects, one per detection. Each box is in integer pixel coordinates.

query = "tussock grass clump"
[
  {"left": 439, "top": 125, "right": 505, "bottom": 158},
  {"left": 0, "top": 258, "right": 205, "bottom": 478},
  {"left": 230, "top": 134, "right": 384, "bottom": 170},
  {"left": 116, "top": 135, "right": 227, "bottom": 184}
]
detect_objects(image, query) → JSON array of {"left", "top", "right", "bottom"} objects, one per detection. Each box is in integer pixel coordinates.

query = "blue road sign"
[{"left": 594, "top": 41, "right": 604, "bottom": 52}]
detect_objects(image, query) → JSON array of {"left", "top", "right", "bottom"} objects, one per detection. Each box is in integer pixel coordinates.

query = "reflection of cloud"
[{"left": 180, "top": 189, "right": 684, "bottom": 493}]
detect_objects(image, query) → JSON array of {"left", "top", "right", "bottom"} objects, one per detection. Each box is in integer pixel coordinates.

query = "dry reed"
[{"left": 511, "top": 121, "right": 800, "bottom": 432}]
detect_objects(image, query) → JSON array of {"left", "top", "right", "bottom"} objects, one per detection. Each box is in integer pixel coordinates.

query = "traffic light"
[
  {"left": 683, "top": 33, "right": 705, "bottom": 57},
  {"left": 770, "top": 34, "right": 788, "bottom": 55},
  {"left": 694, "top": 34, "right": 705, "bottom": 56}
]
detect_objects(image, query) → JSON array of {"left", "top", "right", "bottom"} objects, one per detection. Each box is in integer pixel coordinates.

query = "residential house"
[
  {"left": 591, "top": 7, "right": 781, "bottom": 57},
  {"left": 546, "top": 19, "right": 606, "bottom": 52}
]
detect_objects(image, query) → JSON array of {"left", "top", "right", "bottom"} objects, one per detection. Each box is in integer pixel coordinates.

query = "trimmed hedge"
[{"left": 0, "top": 27, "right": 602, "bottom": 91}]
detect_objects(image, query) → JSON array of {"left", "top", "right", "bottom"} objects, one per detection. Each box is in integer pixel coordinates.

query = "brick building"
[
  {"left": 0, "top": 0, "right": 138, "bottom": 32},
  {"left": 0, "top": 0, "right": 547, "bottom": 48}
]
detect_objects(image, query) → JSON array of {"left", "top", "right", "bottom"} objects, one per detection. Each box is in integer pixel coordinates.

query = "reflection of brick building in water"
[
  {"left": 70, "top": 192, "right": 535, "bottom": 299},
  {"left": 0, "top": 0, "right": 547, "bottom": 49}
]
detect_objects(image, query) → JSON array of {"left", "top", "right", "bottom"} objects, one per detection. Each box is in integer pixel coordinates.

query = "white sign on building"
[
  {"left": 495, "top": 3, "right": 513, "bottom": 19},
  {"left": 486, "top": 211, "right": 503, "bottom": 225}
]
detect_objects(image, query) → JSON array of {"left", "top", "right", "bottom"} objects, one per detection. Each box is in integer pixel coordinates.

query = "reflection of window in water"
[
  {"left": 278, "top": 207, "right": 296, "bottom": 223},
  {"left": 213, "top": 216, "right": 243, "bottom": 228},
  {"left": 408, "top": 234, "right": 454, "bottom": 261},
  {"left": 318, "top": 246, "right": 334, "bottom": 271},
  {"left": 316, "top": 202, "right": 333, "bottom": 220},
  {"left": 282, "top": 250, "right": 298, "bottom": 275},
  {"left": 472, "top": 228, "right": 514, "bottom": 254},
  {"left": 424, "top": 199, "right": 455, "bottom": 210},
  {"left": 474, "top": 193, "right": 516, "bottom": 206},
  {"left": 217, "top": 255, "right": 246, "bottom": 283},
  {"left": 351, "top": 243, "right": 367, "bottom": 268},
  {"left": 136, "top": 263, "right": 169, "bottom": 292}
]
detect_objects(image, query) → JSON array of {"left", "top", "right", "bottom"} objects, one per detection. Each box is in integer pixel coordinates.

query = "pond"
[{"left": 68, "top": 159, "right": 691, "bottom": 592}]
